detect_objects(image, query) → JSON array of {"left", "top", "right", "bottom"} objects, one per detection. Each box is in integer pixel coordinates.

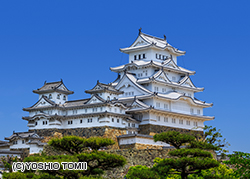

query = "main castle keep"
[{"left": 1, "top": 30, "right": 214, "bottom": 152}]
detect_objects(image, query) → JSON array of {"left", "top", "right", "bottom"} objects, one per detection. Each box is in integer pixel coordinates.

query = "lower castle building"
[{"left": 0, "top": 30, "right": 214, "bottom": 152}]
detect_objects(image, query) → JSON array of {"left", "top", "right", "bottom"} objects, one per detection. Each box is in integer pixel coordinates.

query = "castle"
[{"left": 0, "top": 30, "right": 214, "bottom": 153}]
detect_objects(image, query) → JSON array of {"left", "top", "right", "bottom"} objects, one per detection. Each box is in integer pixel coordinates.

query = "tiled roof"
[
  {"left": 33, "top": 80, "right": 74, "bottom": 94},
  {"left": 0, "top": 140, "right": 7, "bottom": 144},
  {"left": 120, "top": 32, "right": 185, "bottom": 56},
  {"left": 85, "top": 81, "right": 123, "bottom": 94},
  {"left": 5, "top": 132, "right": 43, "bottom": 141},
  {"left": 110, "top": 59, "right": 195, "bottom": 75},
  {"left": 27, "top": 140, "right": 46, "bottom": 146},
  {"left": 63, "top": 99, "right": 90, "bottom": 107},
  {"left": 23, "top": 95, "right": 56, "bottom": 111}
]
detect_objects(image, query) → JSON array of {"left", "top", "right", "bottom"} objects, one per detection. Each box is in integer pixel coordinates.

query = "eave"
[
  {"left": 85, "top": 89, "right": 123, "bottom": 95},
  {"left": 110, "top": 61, "right": 195, "bottom": 75},
  {"left": 33, "top": 89, "right": 74, "bottom": 95},
  {"left": 118, "top": 93, "right": 212, "bottom": 108},
  {"left": 126, "top": 108, "right": 214, "bottom": 121},
  {"left": 137, "top": 78, "right": 204, "bottom": 92}
]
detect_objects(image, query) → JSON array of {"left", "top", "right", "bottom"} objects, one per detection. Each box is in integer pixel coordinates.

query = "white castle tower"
[
  {"left": 110, "top": 30, "right": 214, "bottom": 136},
  {"left": 21, "top": 30, "right": 214, "bottom": 149}
]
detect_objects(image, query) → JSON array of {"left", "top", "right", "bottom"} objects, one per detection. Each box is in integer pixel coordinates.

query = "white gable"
[
  {"left": 130, "top": 104, "right": 143, "bottom": 109},
  {"left": 93, "top": 85, "right": 103, "bottom": 90},
  {"left": 155, "top": 72, "right": 170, "bottom": 83},
  {"left": 31, "top": 134, "right": 40, "bottom": 138},
  {"left": 164, "top": 60, "right": 178, "bottom": 69},
  {"left": 132, "top": 36, "right": 149, "bottom": 47},
  {"left": 116, "top": 75, "right": 149, "bottom": 96},
  {"left": 130, "top": 100, "right": 148, "bottom": 110},
  {"left": 57, "top": 84, "right": 67, "bottom": 91},
  {"left": 181, "top": 78, "right": 195, "bottom": 88},
  {"left": 34, "top": 98, "right": 53, "bottom": 108},
  {"left": 86, "top": 96, "right": 104, "bottom": 104}
]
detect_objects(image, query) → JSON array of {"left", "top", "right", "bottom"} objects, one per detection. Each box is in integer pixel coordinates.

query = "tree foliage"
[
  {"left": 153, "top": 149, "right": 219, "bottom": 179},
  {"left": 129, "top": 131, "right": 220, "bottom": 179},
  {"left": 154, "top": 131, "right": 196, "bottom": 149},
  {"left": 3, "top": 136, "right": 125, "bottom": 179},
  {"left": 125, "top": 165, "right": 161, "bottom": 179},
  {"left": 1, "top": 155, "right": 20, "bottom": 172},
  {"left": 190, "top": 163, "right": 236, "bottom": 179},
  {"left": 48, "top": 136, "right": 115, "bottom": 154},
  {"left": 196, "top": 125, "right": 230, "bottom": 156},
  {"left": 224, "top": 151, "right": 250, "bottom": 178}
]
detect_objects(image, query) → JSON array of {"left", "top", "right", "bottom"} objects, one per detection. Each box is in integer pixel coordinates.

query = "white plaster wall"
[
  {"left": 129, "top": 48, "right": 172, "bottom": 63},
  {"left": 119, "top": 137, "right": 170, "bottom": 146},
  {"left": 10, "top": 139, "right": 29, "bottom": 149},
  {"left": 29, "top": 115, "right": 136, "bottom": 130},
  {"left": 39, "top": 92, "right": 68, "bottom": 104},
  {"left": 140, "top": 112, "right": 203, "bottom": 131},
  {"left": 29, "top": 144, "right": 43, "bottom": 154},
  {"left": 171, "top": 100, "right": 203, "bottom": 115}
]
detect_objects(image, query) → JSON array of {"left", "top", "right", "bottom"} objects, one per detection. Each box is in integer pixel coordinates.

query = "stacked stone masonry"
[
  {"left": 139, "top": 124, "right": 203, "bottom": 136},
  {"left": 31, "top": 126, "right": 127, "bottom": 149}
]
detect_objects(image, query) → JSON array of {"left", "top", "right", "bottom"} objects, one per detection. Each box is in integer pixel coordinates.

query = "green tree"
[
  {"left": 126, "top": 165, "right": 161, "bottom": 179},
  {"left": 154, "top": 131, "right": 196, "bottom": 149},
  {"left": 153, "top": 131, "right": 220, "bottom": 179},
  {"left": 3, "top": 136, "right": 126, "bottom": 179},
  {"left": 1, "top": 155, "right": 22, "bottom": 173},
  {"left": 189, "top": 163, "right": 236, "bottom": 179},
  {"left": 196, "top": 125, "right": 230, "bottom": 157},
  {"left": 224, "top": 151, "right": 250, "bottom": 178}
]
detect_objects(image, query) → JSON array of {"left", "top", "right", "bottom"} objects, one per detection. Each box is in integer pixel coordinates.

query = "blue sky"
[{"left": 0, "top": 0, "right": 249, "bottom": 153}]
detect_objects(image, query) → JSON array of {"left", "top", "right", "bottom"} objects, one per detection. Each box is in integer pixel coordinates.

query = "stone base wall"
[
  {"left": 139, "top": 124, "right": 203, "bottom": 136},
  {"left": 10, "top": 148, "right": 30, "bottom": 159},
  {"left": 30, "top": 126, "right": 127, "bottom": 149},
  {"left": 43, "top": 145, "right": 172, "bottom": 179},
  {"left": 119, "top": 143, "right": 163, "bottom": 150}
]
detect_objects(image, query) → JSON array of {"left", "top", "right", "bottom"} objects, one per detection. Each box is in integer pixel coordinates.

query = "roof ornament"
[
  {"left": 44, "top": 81, "right": 47, "bottom": 84},
  {"left": 13, "top": 130, "right": 15, "bottom": 134},
  {"left": 164, "top": 34, "right": 166, "bottom": 40},
  {"left": 61, "top": 79, "right": 63, "bottom": 83},
  {"left": 97, "top": 80, "right": 99, "bottom": 84},
  {"left": 139, "top": 27, "right": 142, "bottom": 34}
]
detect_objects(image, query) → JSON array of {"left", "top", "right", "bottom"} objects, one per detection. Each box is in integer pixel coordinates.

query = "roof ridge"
[
  {"left": 66, "top": 98, "right": 90, "bottom": 103},
  {"left": 140, "top": 32, "right": 166, "bottom": 42},
  {"left": 44, "top": 81, "right": 62, "bottom": 85}
]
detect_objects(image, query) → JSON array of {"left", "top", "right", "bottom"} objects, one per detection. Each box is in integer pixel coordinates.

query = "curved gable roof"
[
  {"left": 120, "top": 32, "right": 186, "bottom": 56},
  {"left": 33, "top": 80, "right": 74, "bottom": 94},
  {"left": 115, "top": 72, "right": 153, "bottom": 95},
  {"left": 23, "top": 95, "right": 56, "bottom": 111}
]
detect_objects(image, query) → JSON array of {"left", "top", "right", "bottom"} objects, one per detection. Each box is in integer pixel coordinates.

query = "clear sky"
[{"left": 0, "top": 0, "right": 249, "bottom": 153}]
